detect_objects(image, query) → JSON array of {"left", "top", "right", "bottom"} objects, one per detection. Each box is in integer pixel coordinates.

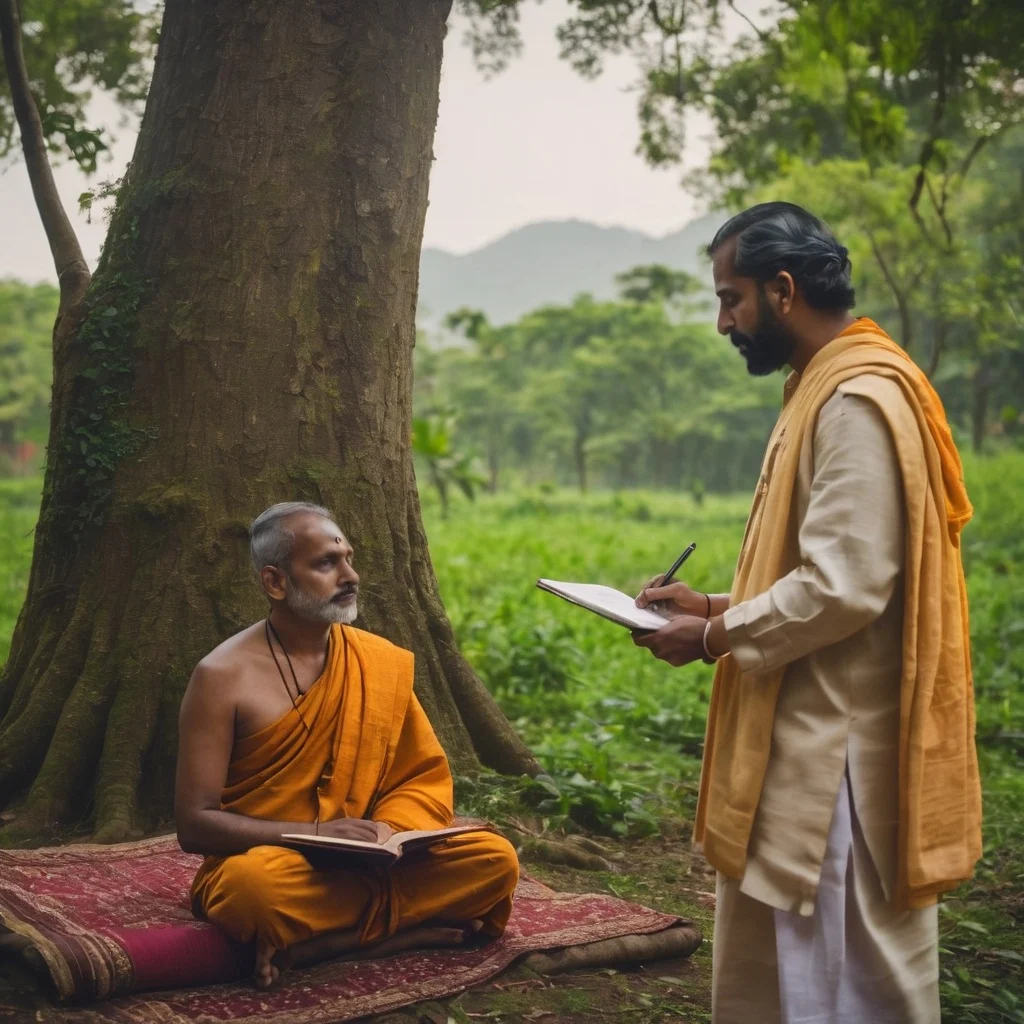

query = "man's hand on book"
[
  {"left": 636, "top": 575, "right": 706, "bottom": 618},
  {"left": 314, "top": 818, "right": 381, "bottom": 843},
  {"left": 374, "top": 821, "right": 395, "bottom": 844}
]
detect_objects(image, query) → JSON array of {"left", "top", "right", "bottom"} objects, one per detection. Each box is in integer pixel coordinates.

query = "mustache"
[{"left": 332, "top": 585, "right": 359, "bottom": 600}]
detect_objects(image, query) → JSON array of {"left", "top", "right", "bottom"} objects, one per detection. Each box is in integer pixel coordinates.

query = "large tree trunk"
[{"left": 0, "top": 0, "right": 536, "bottom": 844}]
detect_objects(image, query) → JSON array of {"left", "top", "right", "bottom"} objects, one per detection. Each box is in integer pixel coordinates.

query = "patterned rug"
[{"left": 0, "top": 834, "right": 693, "bottom": 1023}]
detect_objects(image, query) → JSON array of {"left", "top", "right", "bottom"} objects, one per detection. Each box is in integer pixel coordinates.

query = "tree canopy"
[
  {"left": 0, "top": 0, "right": 155, "bottom": 173},
  {"left": 419, "top": 273, "right": 780, "bottom": 497}
]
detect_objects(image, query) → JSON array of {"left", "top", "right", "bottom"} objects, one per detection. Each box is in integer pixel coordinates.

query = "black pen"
[{"left": 661, "top": 542, "right": 696, "bottom": 587}]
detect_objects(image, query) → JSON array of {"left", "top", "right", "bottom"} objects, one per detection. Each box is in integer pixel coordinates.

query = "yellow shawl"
[{"left": 693, "top": 319, "right": 982, "bottom": 910}]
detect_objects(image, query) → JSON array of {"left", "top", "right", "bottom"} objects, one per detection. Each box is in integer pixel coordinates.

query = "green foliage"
[
  {"left": 461, "top": 0, "right": 1023, "bottom": 193},
  {"left": 459, "top": 602, "right": 582, "bottom": 718},
  {"left": 424, "top": 452, "right": 1024, "bottom": 1013},
  {"left": 457, "top": 0, "right": 1024, "bottom": 449},
  {"left": 937, "top": 745, "right": 1024, "bottom": 1021},
  {"left": 421, "top": 449, "right": 1024, "bottom": 882},
  {"left": 0, "top": 476, "right": 39, "bottom": 664},
  {"left": 615, "top": 263, "right": 703, "bottom": 308},
  {"left": 426, "top": 483, "right": 748, "bottom": 836},
  {"left": 750, "top": 133, "right": 1024, "bottom": 445},
  {"left": 0, "top": 0, "right": 158, "bottom": 171},
  {"left": 422, "top": 281, "right": 780, "bottom": 495},
  {"left": 524, "top": 768, "right": 659, "bottom": 837},
  {"left": 411, "top": 412, "right": 487, "bottom": 519},
  {"left": 0, "top": 280, "right": 57, "bottom": 455},
  {"left": 960, "top": 451, "right": 1024, "bottom": 739}
]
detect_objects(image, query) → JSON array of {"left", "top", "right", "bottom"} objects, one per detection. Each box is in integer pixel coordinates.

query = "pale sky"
[{"left": 0, "top": 1, "right": 753, "bottom": 283}]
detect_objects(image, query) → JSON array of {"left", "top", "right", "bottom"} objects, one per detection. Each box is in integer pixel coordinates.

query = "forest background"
[{"left": 1, "top": 1, "right": 1022, "bottom": 1021}]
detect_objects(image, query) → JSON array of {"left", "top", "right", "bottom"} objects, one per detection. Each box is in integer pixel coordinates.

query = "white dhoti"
[{"left": 712, "top": 771, "right": 940, "bottom": 1024}]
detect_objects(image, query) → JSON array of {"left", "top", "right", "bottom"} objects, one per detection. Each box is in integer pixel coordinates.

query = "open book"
[
  {"left": 280, "top": 824, "right": 485, "bottom": 865},
  {"left": 536, "top": 579, "right": 670, "bottom": 632}
]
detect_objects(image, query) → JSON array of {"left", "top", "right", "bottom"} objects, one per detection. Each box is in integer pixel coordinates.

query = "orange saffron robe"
[{"left": 190, "top": 626, "right": 518, "bottom": 951}]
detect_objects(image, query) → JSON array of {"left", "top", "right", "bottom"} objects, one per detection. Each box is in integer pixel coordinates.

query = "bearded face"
[
  {"left": 283, "top": 575, "right": 358, "bottom": 625},
  {"left": 728, "top": 286, "right": 796, "bottom": 377}
]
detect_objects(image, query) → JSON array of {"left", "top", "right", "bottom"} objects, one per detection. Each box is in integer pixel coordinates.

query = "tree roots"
[
  {"left": 522, "top": 922, "right": 703, "bottom": 975},
  {"left": 501, "top": 825, "right": 620, "bottom": 872}
]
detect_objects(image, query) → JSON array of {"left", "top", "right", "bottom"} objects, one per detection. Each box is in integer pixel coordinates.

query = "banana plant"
[{"left": 411, "top": 413, "right": 487, "bottom": 518}]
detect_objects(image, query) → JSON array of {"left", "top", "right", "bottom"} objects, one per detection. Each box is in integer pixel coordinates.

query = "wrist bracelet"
[
  {"left": 704, "top": 592, "right": 711, "bottom": 618},
  {"left": 702, "top": 618, "right": 723, "bottom": 665}
]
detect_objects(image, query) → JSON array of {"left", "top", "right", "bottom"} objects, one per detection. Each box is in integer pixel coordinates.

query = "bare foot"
[{"left": 254, "top": 938, "right": 282, "bottom": 989}]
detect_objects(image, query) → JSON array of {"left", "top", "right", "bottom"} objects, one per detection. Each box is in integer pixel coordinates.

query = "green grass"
[
  {"left": 432, "top": 488, "right": 748, "bottom": 834},
  {"left": 420, "top": 453, "right": 1024, "bottom": 1022},
  {"left": 0, "top": 452, "right": 1021, "bottom": 1020},
  {"left": 0, "top": 477, "right": 40, "bottom": 665}
]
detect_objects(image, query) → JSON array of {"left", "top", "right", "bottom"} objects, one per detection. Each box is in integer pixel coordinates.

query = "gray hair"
[{"left": 249, "top": 501, "right": 336, "bottom": 574}]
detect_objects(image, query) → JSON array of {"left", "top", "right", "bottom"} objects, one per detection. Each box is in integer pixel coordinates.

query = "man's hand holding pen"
[
  {"left": 632, "top": 541, "right": 730, "bottom": 667},
  {"left": 636, "top": 577, "right": 711, "bottom": 619}
]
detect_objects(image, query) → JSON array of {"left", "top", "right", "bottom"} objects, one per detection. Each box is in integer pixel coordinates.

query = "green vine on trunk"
[{"left": 42, "top": 171, "right": 180, "bottom": 550}]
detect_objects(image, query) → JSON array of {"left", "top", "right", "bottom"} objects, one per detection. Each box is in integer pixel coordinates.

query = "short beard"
[
  {"left": 283, "top": 579, "right": 358, "bottom": 625},
  {"left": 730, "top": 288, "right": 796, "bottom": 376}
]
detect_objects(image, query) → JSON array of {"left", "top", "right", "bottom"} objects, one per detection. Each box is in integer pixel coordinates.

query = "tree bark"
[
  {"left": 867, "top": 234, "right": 914, "bottom": 353},
  {"left": 0, "top": 0, "right": 536, "bottom": 844}
]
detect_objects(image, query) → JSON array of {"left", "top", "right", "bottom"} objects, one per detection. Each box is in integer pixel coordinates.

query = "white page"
[
  {"left": 281, "top": 824, "right": 482, "bottom": 854},
  {"left": 537, "top": 579, "right": 670, "bottom": 631}
]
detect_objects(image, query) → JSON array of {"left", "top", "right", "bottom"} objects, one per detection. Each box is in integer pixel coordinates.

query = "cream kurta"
[
  {"left": 722, "top": 373, "right": 905, "bottom": 913},
  {"left": 714, "top": 373, "right": 940, "bottom": 1023}
]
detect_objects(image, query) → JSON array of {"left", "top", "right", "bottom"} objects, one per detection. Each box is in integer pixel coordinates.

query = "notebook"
[{"left": 536, "top": 579, "right": 670, "bottom": 631}]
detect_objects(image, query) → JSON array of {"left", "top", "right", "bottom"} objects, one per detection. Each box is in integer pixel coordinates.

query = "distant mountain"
[{"left": 417, "top": 212, "right": 727, "bottom": 330}]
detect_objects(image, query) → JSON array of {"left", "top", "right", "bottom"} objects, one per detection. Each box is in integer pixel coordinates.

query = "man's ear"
[
  {"left": 261, "top": 565, "right": 287, "bottom": 601},
  {"left": 774, "top": 271, "right": 795, "bottom": 314}
]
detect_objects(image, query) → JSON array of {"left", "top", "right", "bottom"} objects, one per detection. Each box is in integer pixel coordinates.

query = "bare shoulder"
[
  {"left": 184, "top": 623, "right": 264, "bottom": 707},
  {"left": 197, "top": 621, "right": 265, "bottom": 675}
]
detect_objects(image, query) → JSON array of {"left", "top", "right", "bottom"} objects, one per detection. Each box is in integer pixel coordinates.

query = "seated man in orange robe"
[{"left": 175, "top": 501, "right": 519, "bottom": 988}]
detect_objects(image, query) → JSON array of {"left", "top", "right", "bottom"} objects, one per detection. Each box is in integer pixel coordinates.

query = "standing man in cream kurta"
[{"left": 633, "top": 203, "right": 981, "bottom": 1024}]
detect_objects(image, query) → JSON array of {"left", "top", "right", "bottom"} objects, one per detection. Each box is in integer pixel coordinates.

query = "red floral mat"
[{"left": 0, "top": 834, "right": 685, "bottom": 1023}]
